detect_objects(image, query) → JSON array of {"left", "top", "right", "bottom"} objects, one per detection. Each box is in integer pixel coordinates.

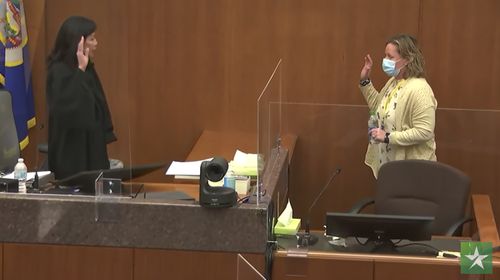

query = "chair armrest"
[
  {"left": 349, "top": 197, "right": 375, "bottom": 213},
  {"left": 445, "top": 216, "right": 474, "bottom": 236},
  {"left": 37, "top": 143, "right": 48, "bottom": 154}
]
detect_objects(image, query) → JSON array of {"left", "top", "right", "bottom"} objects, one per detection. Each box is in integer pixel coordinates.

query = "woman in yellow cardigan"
[{"left": 359, "top": 34, "right": 437, "bottom": 177}]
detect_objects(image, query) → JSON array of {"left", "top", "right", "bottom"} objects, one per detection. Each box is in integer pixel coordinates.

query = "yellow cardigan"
[{"left": 360, "top": 77, "right": 438, "bottom": 177}]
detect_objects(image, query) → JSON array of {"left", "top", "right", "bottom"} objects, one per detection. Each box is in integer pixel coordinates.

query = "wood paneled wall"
[
  {"left": 23, "top": 0, "right": 500, "bottom": 229},
  {"left": 2, "top": 243, "right": 264, "bottom": 280},
  {"left": 22, "top": 0, "right": 46, "bottom": 168}
]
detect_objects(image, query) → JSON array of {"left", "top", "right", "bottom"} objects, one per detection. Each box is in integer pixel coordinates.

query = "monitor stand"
[
  {"left": 340, "top": 236, "right": 400, "bottom": 254},
  {"left": 362, "top": 237, "right": 399, "bottom": 253}
]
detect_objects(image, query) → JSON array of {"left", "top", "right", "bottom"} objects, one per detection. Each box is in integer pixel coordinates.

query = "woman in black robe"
[{"left": 47, "top": 16, "right": 116, "bottom": 179}]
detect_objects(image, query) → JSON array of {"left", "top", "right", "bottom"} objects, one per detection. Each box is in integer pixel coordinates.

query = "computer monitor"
[
  {"left": 0, "top": 90, "right": 20, "bottom": 175},
  {"left": 53, "top": 162, "right": 165, "bottom": 194},
  {"left": 326, "top": 212, "right": 434, "bottom": 249}
]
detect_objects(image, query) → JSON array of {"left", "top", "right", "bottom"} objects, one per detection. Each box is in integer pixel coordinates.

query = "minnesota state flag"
[{"left": 0, "top": 0, "right": 35, "bottom": 150}]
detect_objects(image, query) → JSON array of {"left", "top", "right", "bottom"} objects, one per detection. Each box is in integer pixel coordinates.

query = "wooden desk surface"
[
  {"left": 186, "top": 130, "right": 256, "bottom": 161},
  {"left": 274, "top": 235, "right": 462, "bottom": 280},
  {"left": 127, "top": 182, "right": 199, "bottom": 201},
  {"left": 275, "top": 247, "right": 459, "bottom": 265},
  {"left": 186, "top": 130, "right": 297, "bottom": 162},
  {"left": 275, "top": 234, "right": 500, "bottom": 280}
]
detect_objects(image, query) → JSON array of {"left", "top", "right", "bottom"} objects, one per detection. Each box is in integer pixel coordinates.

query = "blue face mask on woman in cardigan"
[{"left": 382, "top": 58, "right": 400, "bottom": 77}]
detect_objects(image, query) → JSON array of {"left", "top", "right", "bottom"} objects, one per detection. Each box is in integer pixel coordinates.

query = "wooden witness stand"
[{"left": 272, "top": 194, "right": 500, "bottom": 280}]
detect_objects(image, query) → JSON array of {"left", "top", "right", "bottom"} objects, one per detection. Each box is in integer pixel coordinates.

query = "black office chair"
[
  {"left": 37, "top": 143, "right": 49, "bottom": 170},
  {"left": 350, "top": 159, "right": 471, "bottom": 236},
  {"left": 0, "top": 89, "right": 20, "bottom": 174},
  {"left": 37, "top": 143, "right": 123, "bottom": 171}
]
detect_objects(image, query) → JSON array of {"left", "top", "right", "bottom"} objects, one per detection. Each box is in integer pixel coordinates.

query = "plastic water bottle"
[
  {"left": 14, "top": 158, "right": 28, "bottom": 193},
  {"left": 223, "top": 171, "right": 236, "bottom": 189},
  {"left": 368, "top": 112, "right": 378, "bottom": 144}
]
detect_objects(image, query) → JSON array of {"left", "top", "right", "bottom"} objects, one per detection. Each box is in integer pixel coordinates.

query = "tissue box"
[{"left": 274, "top": 218, "right": 301, "bottom": 235}]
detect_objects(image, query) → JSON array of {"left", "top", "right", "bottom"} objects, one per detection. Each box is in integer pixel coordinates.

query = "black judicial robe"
[{"left": 47, "top": 61, "right": 116, "bottom": 179}]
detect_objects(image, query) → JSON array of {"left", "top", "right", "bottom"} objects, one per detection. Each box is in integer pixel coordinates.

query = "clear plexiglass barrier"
[
  {"left": 252, "top": 59, "right": 500, "bottom": 248},
  {"left": 257, "top": 59, "right": 283, "bottom": 206},
  {"left": 28, "top": 37, "right": 137, "bottom": 212},
  {"left": 266, "top": 100, "right": 500, "bottom": 250}
]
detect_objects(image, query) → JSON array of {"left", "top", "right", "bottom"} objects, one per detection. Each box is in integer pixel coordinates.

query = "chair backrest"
[
  {"left": 0, "top": 89, "right": 20, "bottom": 174},
  {"left": 374, "top": 159, "right": 471, "bottom": 236}
]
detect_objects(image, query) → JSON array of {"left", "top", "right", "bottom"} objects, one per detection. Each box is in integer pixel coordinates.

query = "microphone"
[
  {"left": 297, "top": 167, "right": 341, "bottom": 246},
  {"left": 32, "top": 144, "right": 40, "bottom": 191},
  {"left": 31, "top": 124, "right": 46, "bottom": 192}
]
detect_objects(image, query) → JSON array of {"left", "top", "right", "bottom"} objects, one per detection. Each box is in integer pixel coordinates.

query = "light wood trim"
[
  {"left": 275, "top": 250, "right": 458, "bottom": 266},
  {"left": 472, "top": 194, "right": 500, "bottom": 263},
  {"left": 472, "top": 194, "right": 499, "bottom": 246}
]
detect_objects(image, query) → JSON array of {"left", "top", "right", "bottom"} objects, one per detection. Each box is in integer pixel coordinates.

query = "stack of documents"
[
  {"left": 228, "top": 150, "right": 259, "bottom": 177},
  {"left": 165, "top": 149, "right": 261, "bottom": 179},
  {"left": 165, "top": 158, "right": 212, "bottom": 179}
]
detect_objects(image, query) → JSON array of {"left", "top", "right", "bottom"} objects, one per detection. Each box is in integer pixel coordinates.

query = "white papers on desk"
[
  {"left": 165, "top": 158, "right": 213, "bottom": 178},
  {"left": 1, "top": 171, "right": 51, "bottom": 181},
  {"left": 229, "top": 150, "right": 259, "bottom": 177},
  {"left": 165, "top": 150, "right": 259, "bottom": 179},
  {"left": 233, "top": 150, "right": 258, "bottom": 166}
]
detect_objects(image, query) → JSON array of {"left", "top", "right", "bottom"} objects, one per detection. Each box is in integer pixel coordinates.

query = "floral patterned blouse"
[{"left": 376, "top": 79, "right": 406, "bottom": 166}]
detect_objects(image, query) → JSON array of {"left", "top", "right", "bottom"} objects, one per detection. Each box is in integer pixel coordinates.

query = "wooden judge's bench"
[{"left": 0, "top": 130, "right": 292, "bottom": 280}]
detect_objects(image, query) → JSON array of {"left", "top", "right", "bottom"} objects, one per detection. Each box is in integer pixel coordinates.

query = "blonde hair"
[{"left": 387, "top": 34, "right": 425, "bottom": 78}]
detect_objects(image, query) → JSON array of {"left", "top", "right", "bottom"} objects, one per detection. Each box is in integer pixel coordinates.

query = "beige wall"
[{"left": 23, "top": 0, "right": 500, "bottom": 229}]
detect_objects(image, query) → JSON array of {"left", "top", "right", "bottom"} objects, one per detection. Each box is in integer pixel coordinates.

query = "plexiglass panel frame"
[
  {"left": 257, "top": 59, "right": 283, "bottom": 206},
  {"left": 272, "top": 101, "right": 500, "bottom": 240},
  {"left": 31, "top": 26, "right": 136, "bottom": 201}
]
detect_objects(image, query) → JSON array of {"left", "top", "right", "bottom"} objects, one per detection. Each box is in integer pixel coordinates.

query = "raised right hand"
[
  {"left": 76, "top": 36, "right": 89, "bottom": 71},
  {"left": 360, "top": 54, "right": 373, "bottom": 81}
]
